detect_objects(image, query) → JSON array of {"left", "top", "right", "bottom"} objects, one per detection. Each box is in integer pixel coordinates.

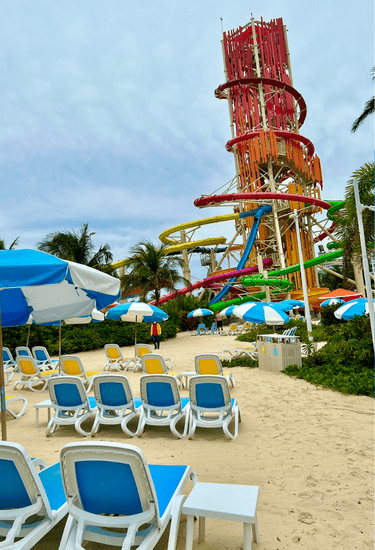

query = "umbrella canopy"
[
  {"left": 233, "top": 302, "right": 259, "bottom": 319},
  {"left": 321, "top": 298, "right": 345, "bottom": 307},
  {"left": 64, "top": 308, "right": 105, "bottom": 324},
  {"left": 218, "top": 305, "right": 238, "bottom": 317},
  {"left": 106, "top": 302, "right": 168, "bottom": 345},
  {"left": 318, "top": 288, "right": 363, "bottom": 302},
  {"left": 277, "top": 299, "right": 305, "bottom": 312},
  {"left": 242, "top": 303, "right": 290, "bottom": 325},
  {"left": 334, "top": 298, "right": 374, "bottom": 320},
  {"left": 106, "top": 302, "right": 168, "bottom": 323},
  {"left": 187, "top": 308, "right": 213, "bottom": 318},
  {"left": 0, "top": 249, "right": 121, "bottom": 440}
]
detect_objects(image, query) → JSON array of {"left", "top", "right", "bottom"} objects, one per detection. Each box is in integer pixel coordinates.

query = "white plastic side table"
[
  {"left": 34, "top": 399, "right": 53, "bottom": 426},
  {"left": 182, "top": 482, "right": 259, "bottom": 550}
]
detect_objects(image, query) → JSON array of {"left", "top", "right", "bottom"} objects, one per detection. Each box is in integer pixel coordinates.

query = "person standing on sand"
[
  {"left": 215, "top": 312, "right": 223, "bottom": 333},
  {"left": 151, "top": 321, "right": 161, "bottom": 349}
]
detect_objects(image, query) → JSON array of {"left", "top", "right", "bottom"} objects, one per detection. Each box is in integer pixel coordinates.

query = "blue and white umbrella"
[
  {"left": 334, "top": 298, "right": 374, "bottom": 320},
  {"left": 0, "top": 249, "right": 121, "bottom": 439},
  {"left": 242, "top": 303, "right": 289, "bottom": 325},
  {"left": 218, "top": 305, "right": 238, "bottom": 317},
  {"left": 187, "top": 308, "right": 213, "bottom": 318},
  {"left": 277, "top": 299, "right": 305, "bottom": 312},
  {"left": 233, "top": 302, "right": 261, "bottom": 319},
  {"left": 106, "top": 302, "right": 168, "bottom": 344},
  {"left": 320, "top": 298, "right": 345, "bottom": 307}
]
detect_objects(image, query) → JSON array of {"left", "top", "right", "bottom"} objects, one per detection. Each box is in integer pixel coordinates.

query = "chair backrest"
[
  {"left": 194, "top": 354, "right": 223, "bottom": 376},
  {"left": 60, "top": 355, "right": 85, "bottom": 377},
  {"left": 3, "top": 347, "right": 15, "bottom": 364},
  {"left": 0, "top": 441, "right": 52, "bottom": 518},
  {"left": 243, "top": 321, "right": 251, "bottom": 330},
  {"left": 16, "top": 355, "right": 39, "bottom": 376},
  {"left": 48, "top": 376, "right": 89, "bottom": 409},
  {"left": 140, "top": 354, "right": 168, "bottom": 375},
  {"left": 15, "top": 346, "right": 32, "bottom": 357},
  {"left": 229, "top": 323, "right": 237, "bottom": 331},
  {"left": 289, "top": 326, "right": 297, "bottom": 336},
  {"left": 104, "top": 344, "right": 123, "bottom": 361},
  {"left": 93, "top": 374, "right": 134, "bottom": 409},
  {"left": 32, "top": 346, "right": 50, "bottom": 362},
  {"left": 189, "top": 375, "right": 231, "bottom": 412},
  {"left": 60, "top": 441, "right": 160, "bottom": 524},
  {"left": 140, "top": 375, "right": 180, "bottom": 408},
  {"left": 136, "top": 344, "right": 153, "bottom": 358}
]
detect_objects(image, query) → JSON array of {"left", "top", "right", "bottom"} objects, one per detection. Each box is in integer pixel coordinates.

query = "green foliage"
[
  {"left": 3, "top": 319, "right": 178, "bottom": 357},
  {"left": 320, "top": 304, "right": 346, "bottom": 327},
  {"left": 221, "top": 357, "right": 258, "bottom": 369},
  {"left": 283, "top": 316, "right": 374, "bottom": 396},
  {"left": 162, "top": 294, "right": 212, "bottom": 332}
]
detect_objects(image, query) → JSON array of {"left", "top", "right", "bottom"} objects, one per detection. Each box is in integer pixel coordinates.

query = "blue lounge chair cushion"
[
  {"left": 196, "top": 383, "right": 225, "bottom": 408},
  {"left": 38, "top": 462, "right": 67, "bottom": 511},
  {"left": 149, "top": 465, "right": 188, "bottom": 516},
  {"left": 0, "top": 459, "right": 32, "bottom": 508},
  {"left": 146, "top": 382, "right": 175, "bottom": 406}
]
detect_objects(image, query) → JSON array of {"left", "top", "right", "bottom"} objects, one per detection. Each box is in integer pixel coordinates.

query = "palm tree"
[
  {"left": 121, "top": 240, "right": 187, "bottom": 305},
  {"left": 333, "top": 162, "right": 374, "bottom": 283},
  {"left": 0, "top": 237, "right": 19, "bottom": 250},
  {"left": 37, "top": 223, "right": 114, "bottom": 271},
  {"left": 351, "top": 68, "right": 375, "bottom": 132}
]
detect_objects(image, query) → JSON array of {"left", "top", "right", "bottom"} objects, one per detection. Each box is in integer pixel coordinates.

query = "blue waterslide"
[{"left": 209, "top": 204, "right": 272, "bottom": 305}]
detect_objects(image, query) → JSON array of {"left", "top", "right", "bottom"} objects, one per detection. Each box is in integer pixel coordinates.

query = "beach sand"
[{"left": 6, "top": 332, "right": 374, "bottom": 549}]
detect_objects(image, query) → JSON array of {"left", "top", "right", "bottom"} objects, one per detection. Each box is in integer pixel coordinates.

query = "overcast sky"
[{"left": 0, "top": 0, "right": 373, "bottom": 283}]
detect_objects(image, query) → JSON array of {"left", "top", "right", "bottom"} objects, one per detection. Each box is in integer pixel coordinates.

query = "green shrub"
[
  {"left": 3, "top": 319, "right": 178, "bottom": 357},
  {"left": 284, "top": 316, "right": 374, "bottom": 396},
  {"left": 320, "top": 304, "right": 346, "bottom": 326},
  {"left": 221, "top": 357, "right": 258, "bottom": 369}
]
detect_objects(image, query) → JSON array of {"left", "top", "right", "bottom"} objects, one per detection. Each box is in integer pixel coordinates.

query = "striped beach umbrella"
[
  {"left": 187, "top": 308, "right": 213, "bottom": 318},
  {"left": 277, "top": 299, "right": 305, "bottom": 312},
  {"left": 334, "top": 298, "right": 374, "bottom": 320},
  {"left": 242, "top": 303, "right": 289, "bottom": 325}
]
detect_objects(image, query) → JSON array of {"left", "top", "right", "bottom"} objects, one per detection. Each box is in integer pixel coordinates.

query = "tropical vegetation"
[
  {"left": 0, "top": 237, "right": 19, "bottom": 250},
  {"left": 120, "top": 240, "right": 187, "bottom": 305},
  {"left": 37, "top": 223, "right": 114, "bottom": 272},
  {"left": 351, "top": 67, "right": 375, "bottom": 132}
]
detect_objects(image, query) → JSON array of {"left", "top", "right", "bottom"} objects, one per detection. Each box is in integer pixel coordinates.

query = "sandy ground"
[{"left": 4, "top": 331, "right": 374, "bottom": 550}]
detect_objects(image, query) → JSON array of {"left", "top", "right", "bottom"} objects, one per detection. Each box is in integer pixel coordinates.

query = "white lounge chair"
[
  {"left": 137, "top": 375, "right": 190, "bottom": 438},
  {"left": 103, "top": 343, "right": 133, "bottom": 371},
  {"left": 4, "top": 395, "right": 28, "bottom": 419},
  {"left": 0, "top": 441, "right": 67, "bottom": 550},
  {"left": 188, "top": 375, "right": 241, "bottom": 440},
  {"left": 58, "top": 441, "right": 198, "bottom": 550},
  {"left": 195, "top": 353, "right": 235, "bottom": 388},
  {"left": 31, "top": 346, "right": 59, "bottom": 370},
  {"left": 91, "top": 374, "right": 142, "bottom": 437},
  {"left": 60, "top": 355, "right": 101, "bottom": 392},
  {"left": 47, "top": 376, "right": 97, "bottom": 437},
  {"left": 14, "top": 356, "right": 58, "bottom": 392},
  {"left": 222, "top": 344, "right": 258, "bottom": 362}
]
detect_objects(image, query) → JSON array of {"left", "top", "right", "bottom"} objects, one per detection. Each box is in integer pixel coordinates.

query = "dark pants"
[{"left": 152, "top": 335, "right": 161, "bottom": 349}]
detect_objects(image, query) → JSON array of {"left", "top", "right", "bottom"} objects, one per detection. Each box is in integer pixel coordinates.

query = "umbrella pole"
[
  {"left": 0, "top": 296, "right": 7, "bottom": 441},
  {"left": 26, "top": 324, "right": 31, "bottom": 347},
  {"left": 58, "top": 321, "right": 62, "bottom": 373},
  {"left": 135, "top": 316, "right": 138, "bottom": 346}
]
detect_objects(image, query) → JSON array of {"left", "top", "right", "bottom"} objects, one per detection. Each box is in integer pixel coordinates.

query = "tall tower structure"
[{"left": 214, "top": 17, "right": 323, "bottom": 292}]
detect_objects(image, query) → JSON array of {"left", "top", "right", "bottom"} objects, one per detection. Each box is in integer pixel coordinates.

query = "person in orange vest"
[{"left": 150, "top": 322, "right": 162, "bottom": 349}]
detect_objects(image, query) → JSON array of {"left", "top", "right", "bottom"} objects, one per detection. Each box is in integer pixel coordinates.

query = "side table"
[{"left": 182, "top": 482, "right": 259, "bottom": 550}]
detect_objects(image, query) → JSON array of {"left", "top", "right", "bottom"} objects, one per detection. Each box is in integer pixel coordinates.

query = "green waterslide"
[{"left": 210, "top": 248, "right": 343, "bottom": 313}]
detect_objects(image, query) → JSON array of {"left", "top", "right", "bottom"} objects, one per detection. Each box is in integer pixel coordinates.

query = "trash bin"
[{"left": 257, "top": 334, "right": 302, "bottom": 373}]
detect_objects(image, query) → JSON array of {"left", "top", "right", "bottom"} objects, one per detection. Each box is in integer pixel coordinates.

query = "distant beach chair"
[
  {"left": 140, "top": 354, "right": 178, "bottom": 378},
  {"left": 91, "top": 374, "right": 142, "bottom": 437},
  {"left": 15, "top": 346, "right": 32, "bottom": 358},
  {"left": 227, "top": 323, "right": 240, "bottom": 336},
  {"left": 195, "top": 353, "right": 235, "bottom": 388},
  {"left": 32, "top": 346, "right": 59, "bottom": 370},
  {"left": 197, "top": 323, "right": 207, "bottom": 335},
  {"left": 47, "top": 376, "right": 97, "bottom": 437},
  {"left": 0, "top": 441, "right": 67, "bottom": 548},
  {"left": 58, "top": 441, "right": 197, "bottom": 550},
  {"left": 209, "top": 322, "right": 218, "bottom": 335},
  {"left": 134, "top": 343, "right": 172, "bottom": 371},
  {"left": 60, "top": 354, "right": 101, "bottom": 392},
  {"left": 14, "top": 356, "right": 58, "bottom": 392},
  {"left": 103, "top": 343, "right": 131, "bottom": 371},
  {"left": 188, "top": 375, "right": 241, "bottom": 440},
  {"left": 222, "top": 344, "right": 258, "bottom": 362},
  {"left": 137, "top": 374, "right": 190, "bottom": 438}
]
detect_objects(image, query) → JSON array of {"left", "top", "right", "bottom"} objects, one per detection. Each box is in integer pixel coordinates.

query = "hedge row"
[{"left": 3, "top": 319, "right": 178, "bottom": 357}]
